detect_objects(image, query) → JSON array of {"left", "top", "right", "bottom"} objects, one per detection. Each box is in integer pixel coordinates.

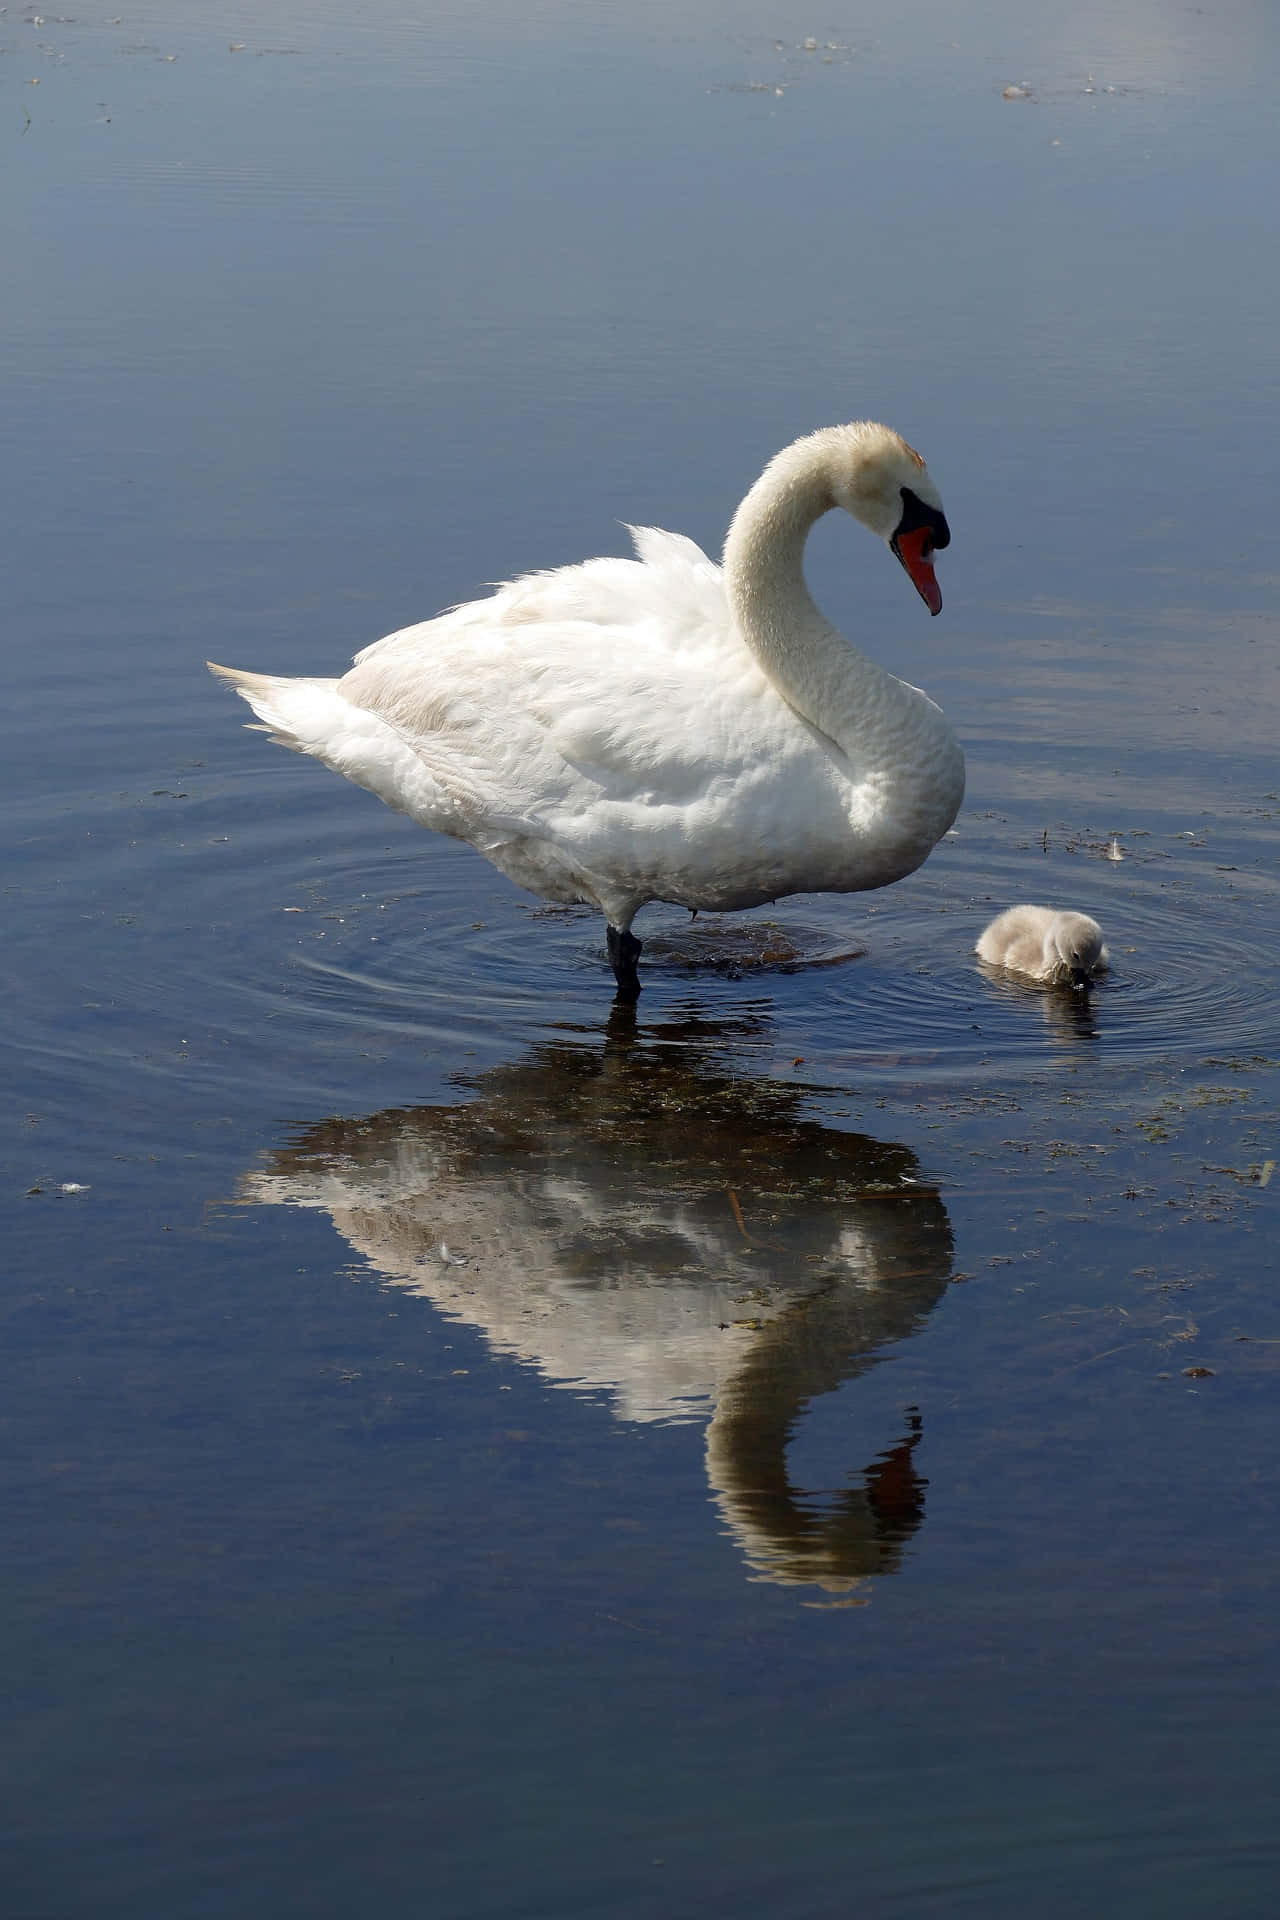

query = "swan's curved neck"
[{"left": 721, "top": 435, "right": 896, "bottom": 754}]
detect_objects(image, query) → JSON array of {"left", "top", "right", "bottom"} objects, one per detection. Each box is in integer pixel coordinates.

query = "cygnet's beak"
[
  {"left": 1069, "top": 966, "right": 1092, "bottom": 990},
  {"left": 892, "top": 526, "right": 943, "bottom": 616}
]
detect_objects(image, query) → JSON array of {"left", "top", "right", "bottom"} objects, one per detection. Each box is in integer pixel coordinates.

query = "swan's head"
[
  {"left": 827, "top": 422, "right": 951, "bottom": 616},
  {"left": 1046, "top": 912, "right": 1108, "bottom": 988}
]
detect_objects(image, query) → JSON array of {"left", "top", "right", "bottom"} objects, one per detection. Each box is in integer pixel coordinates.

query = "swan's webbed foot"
[{"left": 606, "top": 925, "right": 643, "bottom": 1001}]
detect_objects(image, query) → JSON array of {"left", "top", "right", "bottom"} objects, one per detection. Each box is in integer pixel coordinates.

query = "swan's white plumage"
[
  {"left": 976, "top": 906, "right": 1109, "bottom": 985},
  {"left": 210, "top": 421, "right": 964, "bottom": 972}
]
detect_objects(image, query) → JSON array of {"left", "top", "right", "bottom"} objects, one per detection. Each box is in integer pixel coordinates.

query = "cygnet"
[{"left": 976, "top": 905, "right": 1109, "bottom": 987}]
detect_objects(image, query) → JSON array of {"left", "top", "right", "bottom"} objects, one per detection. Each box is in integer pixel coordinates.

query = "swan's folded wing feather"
[
  {"left": 333, "top": 529, "right": 771, "bottom": 832},
  {"left": 351, "top": 530, "right": 726, "bottom": 670},
  {"left": 341, "top": 624, "right": 776, "bottom": 834},
  {"left": 622, "top": 525, "right": 727, "bottom": 634}
]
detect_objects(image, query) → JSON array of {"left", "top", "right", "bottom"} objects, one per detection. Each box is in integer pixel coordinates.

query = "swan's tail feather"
[
  {"left": 207, "top": 660, "right": 462, "bottom": 829},
  {"left": 206, "top": 661, "right": 344, "bottom": 755}
]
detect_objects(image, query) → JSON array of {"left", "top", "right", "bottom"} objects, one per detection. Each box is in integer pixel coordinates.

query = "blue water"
[{"left": 4, "top": 2, "right": 1279, "bottom": 1913}]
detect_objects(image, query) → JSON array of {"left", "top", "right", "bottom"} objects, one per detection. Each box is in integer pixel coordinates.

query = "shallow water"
[{"left": 5, "top": 2, "right": 1280, "bottom": 1914}]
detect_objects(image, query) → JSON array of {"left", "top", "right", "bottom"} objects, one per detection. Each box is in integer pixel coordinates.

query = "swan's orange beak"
[{"left": 892, "top": 526, "right": 942, "bottom": 616}]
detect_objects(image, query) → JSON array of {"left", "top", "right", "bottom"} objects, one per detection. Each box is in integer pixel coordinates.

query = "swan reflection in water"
[{"left": 239, "top": 1008, "right": 956, "bottom": 1594}]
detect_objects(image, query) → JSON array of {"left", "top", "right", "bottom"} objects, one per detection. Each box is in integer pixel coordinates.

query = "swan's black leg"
[{"left": 606, "top": 925, "right": 643, "bottom": 1000}]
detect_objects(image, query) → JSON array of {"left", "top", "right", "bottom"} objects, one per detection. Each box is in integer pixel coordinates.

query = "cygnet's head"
[
  {"left": 1047, "top": 912, "right": 1108, "bottom": 987},
  {"left": 825, "top": 422, "right": 951, "bottom": 615}
]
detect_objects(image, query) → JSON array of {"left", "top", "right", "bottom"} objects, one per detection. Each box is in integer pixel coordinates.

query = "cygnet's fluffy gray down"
[{"left": 976, "top": 905, "right": 1109, "bottom": 986}]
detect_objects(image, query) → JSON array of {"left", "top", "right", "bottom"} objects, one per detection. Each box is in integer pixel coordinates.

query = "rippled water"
[{"left": 5, "top": 1, "right": 1280, "bottom": 1915}]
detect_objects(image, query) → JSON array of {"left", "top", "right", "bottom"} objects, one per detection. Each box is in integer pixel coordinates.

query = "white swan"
[
  {"left": 976, "top": 906, "right": 1109, "bottom": 986},
  {"left": 209, "top": 420, "right": 963, "bottom": 997}
]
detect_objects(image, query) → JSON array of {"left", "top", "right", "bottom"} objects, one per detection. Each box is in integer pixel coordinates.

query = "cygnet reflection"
[
  {"left": 976, "top": 961, "right": 1106, "bottom": 1048},
  {"left": 237, "top": 1010, "right": 956, "bottom": 1592}
]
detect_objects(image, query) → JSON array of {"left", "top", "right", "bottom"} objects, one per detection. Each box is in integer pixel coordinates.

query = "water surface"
[{"left": 4, "top": 2, "right": 1279, "bottom": 1914}]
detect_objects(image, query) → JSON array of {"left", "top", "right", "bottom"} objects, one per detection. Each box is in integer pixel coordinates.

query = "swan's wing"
[
  {"left": 619, "top": 524, "right": 728, "bottom": 636},
  {"left": 335, "top": 531, "right": 777, "bottom": 835},
  {"left": 351, "top": 525, "right": 726, "bottom": 670}
]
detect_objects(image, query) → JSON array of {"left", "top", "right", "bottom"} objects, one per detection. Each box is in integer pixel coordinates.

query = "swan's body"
[
  {"left": 976, "top": 906, "right": 1109, "bottom": 986},
  {"left": 209, "top": 421, "right": 963, "bottom": 995}
]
